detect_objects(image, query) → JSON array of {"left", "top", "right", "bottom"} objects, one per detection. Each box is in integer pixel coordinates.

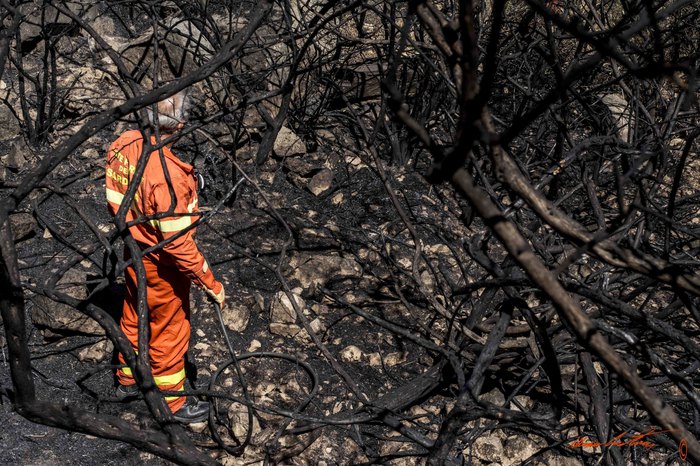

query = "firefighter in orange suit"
[{"left": 105, "top": 91, "right": 224, "bottom": 423}]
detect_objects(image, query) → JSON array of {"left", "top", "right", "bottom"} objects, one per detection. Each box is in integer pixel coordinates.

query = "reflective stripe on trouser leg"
[
  {"left": 117, "top": 362, "right": 186, "bottom": 406},
  {"left": 155, "top": 368, "right": 186, "bottom": 402},
  {"left": 116, "top": 253, "right": 192, "bottom": 412},
  {"left": 117, "top": 359, "right": 135, "bottom": 385}
]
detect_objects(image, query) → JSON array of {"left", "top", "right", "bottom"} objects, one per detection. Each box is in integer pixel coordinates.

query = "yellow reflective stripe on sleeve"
[
  {"left": 157, "top": 216, "right": 193, "bottom": 233},
  {"left": 202, "top": 260, "right": 209, "bottom": 274},
  {"left": 153, "top": 368, "right": 186, "bottom": 386},
  {"left": 106, "top": 188, "right": 125, "bottom": 205}
]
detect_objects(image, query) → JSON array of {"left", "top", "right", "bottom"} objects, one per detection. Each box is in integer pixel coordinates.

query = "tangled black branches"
[{"left": 2, "top": 1, "right": 700, "bottom": 465}]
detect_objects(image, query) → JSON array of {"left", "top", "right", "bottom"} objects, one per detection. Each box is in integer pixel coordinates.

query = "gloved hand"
[{"left": 206, "top": 280, "right": 225, "bottom": 307}]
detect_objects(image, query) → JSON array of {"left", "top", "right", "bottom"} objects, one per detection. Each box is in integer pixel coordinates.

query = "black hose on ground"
[{"left": 207, "top": 302, "right": 319, "bottom": 456}]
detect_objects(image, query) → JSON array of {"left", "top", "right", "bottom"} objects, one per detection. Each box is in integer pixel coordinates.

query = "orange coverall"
[{"left": 105, "top": 129, "right": 221, "bottom": 412}]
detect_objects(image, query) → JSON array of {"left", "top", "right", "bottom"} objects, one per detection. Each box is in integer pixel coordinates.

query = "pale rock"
[
  {"left": 309, "top": 317, "right": 325, "bottom": 334},
  {"left": 379, "top": 432, "right": 412, "bottom": 457},
  {"left": 287, "top": 252, "right": 362, "bottom": 290},
  {"left": 186, "top": 421, "right": 208, "bottom": 434},
  {"left": 30, "top": 269, "right": 105, "bottom": 335},
  {"left": 503, "top": 435, "right": 539, "bottom": 466},
  {"left": 98, "top": 223, "right": 113, "bottom": 233},
  {"left": 269, "top": 322, "right": 302, "bottom": 338},
  {"left": 81, "top": 148, "right": 99, "bottom": 160},
  {"left": 222, "top": 304, "right": 250, "bottom": 332},
  {"left": 670, "top": 138, "right": 684, "bottom": 148},
  {"left": 194, "top": 341, "right": 212, "bottom": 357},
  {"left": 120, "top": 412, "right": 137, "bottom": 423},
  {"left": 469, "top": 434, "right": 505, "bottom": 464},
  {"left": 6, "top": 139, "right": 32, "bottom": 172},
  {"left": 273, "top": 126, "right": 305, "bottom": 157},
  {"left": 308, "top": 168, "right": 333, "bottom": 196},
  {"left": 220, "top": 376, "right": 234, "bottom": 388},
  {"left": 196, "top": 329, "right": 206, "bottom": 338},
  {"left": 113, "top": 17, "right": 214, "bottom": 88},
  {"left": 341, "top": 437, "right": 369, "bottom": 464},
  {"left": 407, "top": 405, "right": 431, "bottom": 422},
  {"left": 270, "top": 291, "right": 304, "bottom": 324},
  {"left": 19, "top": 2, "right": 84, "bottom": 41},
  {"left": 509, "top": 395, "right": 534, "bottom": 412},
  {"left": 331, "top": 192, "right": 344, "bottom": 205},
  {"left": 253, "top": 292, "right": 266, "bottom": 312},
  {"left": 88, "top": 14, "right": 119, "bottom": 45},
  {"left": 9, "top": 212, "right": 37, "bottom": 242},
  {"left": 316, "top": 129, "right": 336, "bottom": 142},
  {"left": 241, "top": 106, "right": 264, "bottom": 129},
  {"left": 268, "top": 288, "right": 308, "bottom": 336},
  {"left": 601, "top": 93, "right": 631, "bottom": 142},
  {"left": 247, "top": 339, "right": 262, "bottom": 352},
  {"left": 367, "top": 352, "right": 381, "bottom": 367},
  {"left": 220, "top": 446, "right": 265, "bottom": 465},
  {"left": 533, "top": 450, "right": 584, "bottom": 466},
  {"left": 341, "top": 291, "right": 363, "bottom": 304},
  {"left": 310, "top": 303, "right": 330, "bottom": 315},
  {"left": 139, "top": 452, "right": 156, "bottom": 462},
  {"left": 345, "top": 155, "right": 365, "bottom": 167},
  {"left": 78, "top": 338, "right": 114, "bottom": 363},
  {"left": 294, "top": 327, "right": 312, "bottom": 345},
  {"left": 340, "top": 345, "right": 363, "bottom": 363},
  {"left": 480, "top": 388, "right": 506, "bottom": 406},
  {"left": 420, "top": 270, "right": 435, "bottom": 292},
  {"left": 332, "top": 401, "right": 347, "bottom": 414},
  {"left": 423, "top": 404, "right": 441, "bottom": 416},
  {"left": 383, "top": 352, "right": 406, "bottom": 367},
  {"left": 425, "top": 243, "right": 451, "bottom": 255}
]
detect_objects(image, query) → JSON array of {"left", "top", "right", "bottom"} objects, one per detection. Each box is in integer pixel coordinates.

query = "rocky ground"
[{"left": 1, "top": 122, "right": 444, "bottom": 465}]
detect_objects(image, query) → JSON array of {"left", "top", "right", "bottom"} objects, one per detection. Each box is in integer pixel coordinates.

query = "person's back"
[{"left": 106, "top": 128, "right": 202, "bottom": 266}]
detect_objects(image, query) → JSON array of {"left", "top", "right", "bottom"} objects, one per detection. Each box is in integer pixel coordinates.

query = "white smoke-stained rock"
[
  {"left": 339, "top": 345, "right": 363, "bottom": 363},
  {"left": 269, "top": 291, "right": 304, "bottom": 337},
  {"left": 78, "top": 338, "right": 114, "bottom": 363},
  {"left": 222, "top": 303, "right": 250, "bottom": 332},
  {"left": 273, "top": 126, "right": 306, "bottom": 157},
  {"left": 287, "top": 252, "right": 362, "bottom": 290},
  {"left": 308, "top": 168, "right": 333, "bottom": 196},
  {"left": 30, "top": 269, "right": 105, "bottom": 336}
]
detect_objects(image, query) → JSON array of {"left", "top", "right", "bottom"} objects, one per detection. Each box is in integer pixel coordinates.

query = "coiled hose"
[{"left": 207, "top": 302, "right": 319, "bottom": 456}]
